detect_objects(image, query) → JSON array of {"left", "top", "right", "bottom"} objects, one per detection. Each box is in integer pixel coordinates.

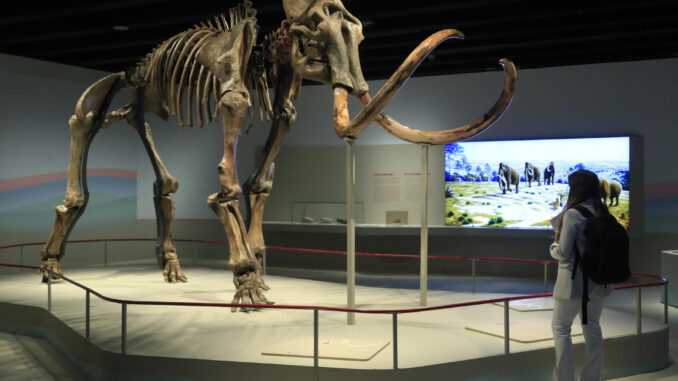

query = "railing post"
[
  {"left": 472, "top": 259, "right": 477, "bottom": 293},
  {"left": 86, "top": 291, "right": 90, "bottom": 339},
  {"left": 193, "top": 246, "right": 198, "bottom": 268},
  {"left": 313, "top": 309, "right": 319, "bottom": 369},
  {"left": 543, "top": 262, "right": 548, "bottom": 293},
  {"left": 665, "top": 282, "right": 669, "bottom": 325},
  {"left": 122, "top": 302, "right": 127, "bottom": 354},
  {"left": 19, "top": 245, "right": 24, "bottom": 272},
  {"left": 504, "top": 300, "right": 510, "bottom": 354},
  {"left": 47, "top": 273, "right": 52, "bottom": 312},
  {"left": 636, "top": 287, "right": 642, "bottom": 335},
  {"left": 104, "top": 240, "right": 108, "bottom": 267},
  {"left": 393, "top": 313, "right": 398, "bottom": 369},
  {"left": 263, "top": 249, "right": 267, "bottom": 276}
]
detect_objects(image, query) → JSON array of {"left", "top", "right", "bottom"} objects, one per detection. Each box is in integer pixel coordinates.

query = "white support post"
[
  {"left": 420, "top": 144, "right": 429, "bottom": 307},
  {"left": 345, "top": 138, "right": 356, "bottom": 325}
]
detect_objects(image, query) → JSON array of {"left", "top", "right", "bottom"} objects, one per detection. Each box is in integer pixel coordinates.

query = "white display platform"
[
  {"left": 0, "top": 263, "right": 670, "bottom": 380},
  {"left": 262, "top": 337, "right": 389, "bottom": 360},
  {"left": 492, "top": 297, "right": 554, "bottom": 311},
  {"left": 466, "top": 320, "right": 583, "bottom": 344}
]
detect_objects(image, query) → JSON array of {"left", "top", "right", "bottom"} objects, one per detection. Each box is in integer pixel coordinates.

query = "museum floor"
[{"left": 0, "top": 262, "right": 673, "bottom": 380}]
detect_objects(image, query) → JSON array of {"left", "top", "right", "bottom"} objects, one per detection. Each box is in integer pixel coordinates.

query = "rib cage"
[{"left": 137, "top": 1, "right": 271, "bottom": 128}]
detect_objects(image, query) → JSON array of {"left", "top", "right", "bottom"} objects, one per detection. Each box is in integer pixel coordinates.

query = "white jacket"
[{"left": 550, "top": 200, "right": 614, "bottom": 300}]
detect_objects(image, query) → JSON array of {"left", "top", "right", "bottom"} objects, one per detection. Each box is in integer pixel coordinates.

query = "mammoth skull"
[
  {"left": 285, "top": 0, "right": 517, "bottom": 144},
  {"left": 284, "top": 0, "right": 369, "bottom": 96}
]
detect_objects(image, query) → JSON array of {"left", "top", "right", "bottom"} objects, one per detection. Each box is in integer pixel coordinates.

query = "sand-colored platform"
[{"left": 0, "top": 263, "right": 670, "bottom": 380}]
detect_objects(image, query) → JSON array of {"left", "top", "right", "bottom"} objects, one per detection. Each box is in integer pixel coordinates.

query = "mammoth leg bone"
[
  {"left": 209, "top": 90, "right": 272, "bottom": 312},
  {"left": 127, "top": 88, "right": 185, "bottom": 282},
  {"left": 40, "top": 73, "right": 123, "bottom": 282},
  {"left": 332, "top": 29, "right": 516, "bottom": 145},
  {"left": 244, "top": 63, "right": 297, "bottom": 288}
]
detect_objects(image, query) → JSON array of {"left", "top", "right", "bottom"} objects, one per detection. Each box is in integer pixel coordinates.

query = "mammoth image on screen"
[{"left": 444, "top": 137, "right": 630, "bottom": 229}]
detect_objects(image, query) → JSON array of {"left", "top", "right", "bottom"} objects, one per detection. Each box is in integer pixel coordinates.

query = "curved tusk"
[
  {"left": 360, "top": 59, "right": 517, "bottom": 145},
  {"left": 334, "top": 29, "right": 465, "bottom": 139}
]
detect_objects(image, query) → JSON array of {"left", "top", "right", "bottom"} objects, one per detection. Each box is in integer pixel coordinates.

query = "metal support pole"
[
  {"left": 543, "top": 262, "right": 548, "bottom": 293},
  {"left": 19, "top": 245, "right": 24, "bottom": 272},
  {"left": 636, "top": 287, "right": 642, "bottom": 335},
  {"left": 665, "top": 283, "right": 669, "bottom": 325},
  {"left": 393, "top": 313, "right": 398, "bottom": 369},
  {"left": 104, "top": 240, "right": 108, "bottom": 266},
  {"left": 345, "top": 138, "right": 356, "bottom": 325},
  {"left": 420, "top": 144, "right": 429, "bottom": 307},
  {"left": 472, "top": 259, "right": 477, "bottom": 293},
  {"left": 504, "top": 300, "right": 510, "bottom": 354},
  {"left": 122, "top": 303, "right": 127, "bottom": 354},
  {"left": 263, "top": 250, "right": 267, "bottom": 276},
  {"left": 86, "top": 291, "right": 90, "bottom": 339},
  {"left": 47, "top": 274, "right": 52, "bottom": 312},
  {"left": 193, "top": 246, "right": 198, "bottom": 268},
  {"left": 313, "top": 309, "right": 319, "bottom": 368}
]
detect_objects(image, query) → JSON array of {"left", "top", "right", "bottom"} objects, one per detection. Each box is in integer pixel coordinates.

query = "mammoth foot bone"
[
  {"left": 39, "top": 257, "right": 63, "bottom": 282},
  {"left": 231, "top": 271, "right": 274, "bottom": 312},
  {"left": 163, "top": 251, "right": 188, "bottom": 283},
  {"left": 208, "top": 196, "right": 274, "bottom": 312}
]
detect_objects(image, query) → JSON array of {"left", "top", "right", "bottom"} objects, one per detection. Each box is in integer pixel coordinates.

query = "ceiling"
[{"left": 2, "top": 0, "right": 677, "bottom": 81}]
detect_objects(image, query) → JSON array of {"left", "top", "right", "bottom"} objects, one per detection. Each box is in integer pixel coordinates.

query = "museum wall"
[{"left": 1, "top": 52, "right": 677, "bottom": 278}]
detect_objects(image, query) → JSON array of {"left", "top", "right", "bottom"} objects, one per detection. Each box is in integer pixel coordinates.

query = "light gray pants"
[{"left": 552, "top": 298, "right": 604, "bottom": 381}]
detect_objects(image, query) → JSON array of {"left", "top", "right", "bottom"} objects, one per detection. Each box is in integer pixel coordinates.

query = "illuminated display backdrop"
[{"left": 444, "top": 137, "right": 630, "bottom": 229}]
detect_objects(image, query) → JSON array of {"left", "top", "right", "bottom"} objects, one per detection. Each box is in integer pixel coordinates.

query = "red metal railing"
[{"left": 0, "top": 238, "right": 669, "bottom": 369}]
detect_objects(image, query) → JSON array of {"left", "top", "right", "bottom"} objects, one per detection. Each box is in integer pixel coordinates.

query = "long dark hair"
[{"left": 557, "top": 169, "right": 609, "bottom": 237}]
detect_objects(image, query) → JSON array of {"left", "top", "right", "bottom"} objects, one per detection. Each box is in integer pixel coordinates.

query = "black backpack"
[{"left": 571, "top": 205, "right": 631, "bottom": 324}]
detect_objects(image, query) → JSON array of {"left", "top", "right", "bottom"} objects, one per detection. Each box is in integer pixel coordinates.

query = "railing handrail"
[
  {"left": 0, "top": 238, "right": 559, "bottom": 265},
  {"left": 0, "top": 262, "right": 666, "bottom": 315}
]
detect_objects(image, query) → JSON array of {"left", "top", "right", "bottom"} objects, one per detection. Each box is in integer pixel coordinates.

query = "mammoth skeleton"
[{"left": 40, "top": 0, "right": 516, "bottom": 310}]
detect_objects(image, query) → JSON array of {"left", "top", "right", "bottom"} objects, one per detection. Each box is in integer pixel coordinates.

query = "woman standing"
[{"left": 550, "top": 169, "right": 613, "bottom": 381}]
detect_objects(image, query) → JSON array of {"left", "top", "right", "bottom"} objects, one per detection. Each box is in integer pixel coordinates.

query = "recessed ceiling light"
[{"left": 113, "top": 25, "right": 129, "bottom": 32}]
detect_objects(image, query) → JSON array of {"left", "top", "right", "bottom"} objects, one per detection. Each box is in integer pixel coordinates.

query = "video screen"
[{"left": 444, "top": 137, "right": 630, "bottom": 229}]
